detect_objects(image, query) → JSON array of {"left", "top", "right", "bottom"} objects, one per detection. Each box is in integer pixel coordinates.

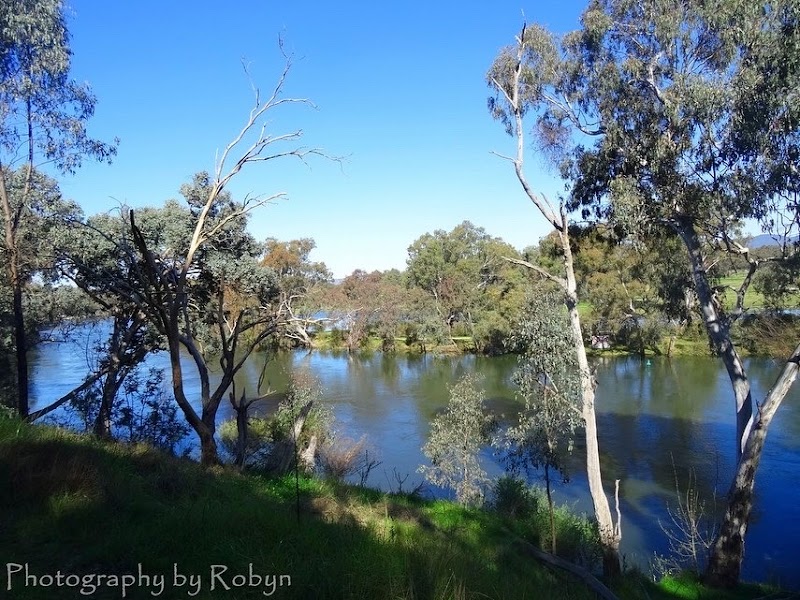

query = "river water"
[{"left": 28, "top": 328, "right": 800, "bottom": 588}]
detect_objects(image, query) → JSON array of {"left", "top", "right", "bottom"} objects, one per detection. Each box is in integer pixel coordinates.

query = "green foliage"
[
  {"left": 0, "top": 416, "right": 622, "bottom": 600},
  {"left": 420, "top": 373, "right": 495, "bottom": 506},
  {"left": 752, "top": 260, "right": 800, "bottom": 310},
  {"left": 329, "top": 327, "right": 345, "bottom": 347},
  {"left": 0, "top": 415, "right": 788, "bottom": 600},
  {"left": 66, "top": 366, "right": 188, "bottom": 454},
  {"left": 270, "top": 373, "right": 331, "bottom": 447},
  {"left": 406, "top": 220, "right": 528, "bottom": 352},
  {"left": 317, "top": 269, "right": 415, "bottom": 352},
  {"left": 219, "top": 372, "right": 331, "bottom": 469},
  {"left": 218, "top": 416, "right": 275, "bottom": 467},
  {"left": 735, "top": 312, "right": 800, "bottom": 358},
  {"left": 493, "top": 477, "right": 602, "bottom": 568},
  {"left": 262, "top": 237, "right": 332, "bottom": 348},
  {"left": 492, "top": 475, "right": 537, "bottom": 519},
  {"left": 504, "top": 290, "right": 583, "bottom": 478},
  {"left": 0, "top": 0, "right": 117, "bottom": 172}
]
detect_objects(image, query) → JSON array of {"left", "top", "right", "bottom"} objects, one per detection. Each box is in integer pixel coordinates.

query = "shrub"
[
  {"left": 219, "top": 371, "right": 332, "bottom": 471},
  {"left": 493, "top": 476, "right": 537, "bottom": 519},
  {"left": 318, "top": 434, "right": 379, "bottom": 481},
  {"left": 419, "top": 373, "right": 495, "bottom": 506},
  {"left": 329, "top": 327, "right": 345, "bottom": 347}
]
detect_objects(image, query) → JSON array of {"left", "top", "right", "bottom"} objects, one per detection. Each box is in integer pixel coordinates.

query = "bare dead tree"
[{"left": 128, "top": 45, "right": 339, "bottom": 466}]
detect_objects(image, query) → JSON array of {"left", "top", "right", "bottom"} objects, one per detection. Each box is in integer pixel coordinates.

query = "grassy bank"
[{"left": 0, "top": 417, "right": 790, "bottom": 599}]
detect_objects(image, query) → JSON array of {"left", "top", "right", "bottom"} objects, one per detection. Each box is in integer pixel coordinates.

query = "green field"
[{"left": 717, "top": 272, "right": 768, "bottom": 310}]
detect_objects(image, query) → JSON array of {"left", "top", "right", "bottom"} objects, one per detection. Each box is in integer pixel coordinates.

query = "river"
[{"left": 28, "top": 327, "right": 800, "bottom": 588}]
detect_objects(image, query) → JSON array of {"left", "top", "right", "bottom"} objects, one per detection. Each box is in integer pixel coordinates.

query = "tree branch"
[{"left": 502, "top": 256, "right": 567, "bottom": 289}]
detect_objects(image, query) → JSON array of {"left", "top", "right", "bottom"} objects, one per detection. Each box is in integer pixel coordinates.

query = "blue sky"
[{"left": 61, "top": 0, "right": 588, "bottom": 278}]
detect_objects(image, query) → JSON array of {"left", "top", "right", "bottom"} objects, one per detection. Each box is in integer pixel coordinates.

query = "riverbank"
[
  {"left": 307, "top": 320, "right": 796, "bottom": 359},
  {"left": 0, "top": 415, "right": 789, "bottom": 600}
]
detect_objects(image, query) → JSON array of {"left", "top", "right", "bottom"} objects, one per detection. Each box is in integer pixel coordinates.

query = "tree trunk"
[
  {"left": 199, "top": 426, "right": 221, "bottom": 467},
  {"left": 11, "top": 285, "right": 28, "bottom": 417},
  {"left": 545, "top": 463, "right": 557, "bottom": 555},
  {"left": 676, "top": 221, "right": 753, "bottom": 458},
  {"left": 0, "top": 171, "right": 28, "bottom": 417},
  {"left": 564, "top": 240, "right": 622, "bottom": 578},
  {"left": 93, "top": 372, "right": 119, "bottom": 440},
  {"left": 705, "top": 343, "right": 800, "bottom": 587},
  {"left": 163, "top": 332, "right": 220, "bottom": 467},
  {"left": 672, "top": 221, "right": 800, "bottom": 587},
  {"left": 234, "top": 402, "right": 249, "bottom": 468},
  {"left": 299, "top": 434, "right": 318, "bottom": 473}
]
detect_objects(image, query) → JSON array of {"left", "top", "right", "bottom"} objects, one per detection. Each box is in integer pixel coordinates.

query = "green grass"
[
  {"left": 0, "top": 417, "right": 589, "bottom": 600},
  {"left": 717, "top": 272, "right": 767, "bottom": 310},
  {"left": 0, "top": 416, "right": 791, "bottom": 599}
]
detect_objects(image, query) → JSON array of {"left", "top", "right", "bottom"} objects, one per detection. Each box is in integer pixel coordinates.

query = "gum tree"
[
  {"left": 420, "top": 373, "right": 495, "bottom": 506},
  {"left": 123, "top": 51, "right": 333, "bottom": 466},
  {"left": 490, "top": 0, "right": 800, "bottom": 586},
  {"left": 504, "top": 290, "right": 584, "bottom": 555},
  {"left": 487, "top": 27, "right": 623, "bottom": 577},
  {"left": 0, "top": 0, "right": 116, "bottom": 416}
]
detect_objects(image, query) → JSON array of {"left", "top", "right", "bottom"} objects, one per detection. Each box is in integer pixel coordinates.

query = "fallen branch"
[{"left": 509, "top": 533, "right": 620, "bottom": 600}]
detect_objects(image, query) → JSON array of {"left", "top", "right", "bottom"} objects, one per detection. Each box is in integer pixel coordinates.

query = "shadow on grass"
[
  {"left": 1, "top": 420, "right": 795, "bottom": 600},
  {"left": 0, "top": 425, "right": 585, "bottom": 600}
]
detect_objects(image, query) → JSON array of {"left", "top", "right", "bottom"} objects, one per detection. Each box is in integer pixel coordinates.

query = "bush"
[
  {"left": 493, "top": 479, "right": 602, "bottom": 569},
  {"left": 493, "top": 476, "right": 537, "bottom": 519},
  {"left": 67, "top": 366, "right": 189, "bottom": 455},
  {"left": 329, "top": 327, "right": 345, "bottom": 347},
  {"left": 318, "top": 434, "right": 382, "bottom": 484},
  {"left": 219, "top": 372, "right": 332, "bottom": 470},
  {"left": 735, "top": 312, "right": 800, "bottom": 357},
  {"left": 218, "top": 416, "right": 274, "bottom": 467}
]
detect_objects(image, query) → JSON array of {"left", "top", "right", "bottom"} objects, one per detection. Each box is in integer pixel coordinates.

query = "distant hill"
[{"left": 747, "top": 234, "right": 799, "bottom": 249}]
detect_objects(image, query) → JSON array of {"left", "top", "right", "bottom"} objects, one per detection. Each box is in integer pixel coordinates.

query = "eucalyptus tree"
[
  {"left": 37, "top": 208, "right": 162, "bottom": 438},
  {"left": 487, "top": 0, "right": 800, "bottom": 586},
  {"left": 505, "top": 290, "right": 585, "bottom": 555},
  {"left": 420, "top": 373, "right": 495, "bottom": 506},
  {"left": 126, "top": 178, "right": 282, "bottom": 466},
  {"left": 0, "top": 0, "right": 116, "bottom": 416},
  {"left": 487, "top": 31, "right": 623, "bottom": 578},
  {"left": 406, "top": 221, "right": 527, "bottom": 352},
  {"left": 319, "top": 269, "right": 410, "bottom": 351},
  {"left": 122, "top": 52, "right": 332, "bottom": 465}
]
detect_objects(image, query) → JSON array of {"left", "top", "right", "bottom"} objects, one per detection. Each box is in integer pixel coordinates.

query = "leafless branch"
[{"left": 502, "top": 255, "right": 567, "bottom": 289}]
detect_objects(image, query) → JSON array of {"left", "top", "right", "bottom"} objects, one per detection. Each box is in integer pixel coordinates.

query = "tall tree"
[
  {"left": 122, "top": 51, "right": 333, "bottom": 466},
  {"left": 127, "top": 180, "right": 282, "bottom": 466},
  {"left": 319, "top": 269, "right": 410, "bottom": 351},
  {"left": 0, "top": 0, "right": 116, "bottom": 416},
  {"left": 493, "top": 0, "right": 800, "bottom": 586},
  {"left": 406, "top": 221, "right": 527, "bottom": 353},
  {"left": 487, "top": 28, "right": 623, "bottom": 577}
]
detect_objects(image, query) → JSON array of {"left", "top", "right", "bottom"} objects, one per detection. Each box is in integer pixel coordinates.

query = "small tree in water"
[
  {"left": 503, "top": 290, "right": 584, "bottom": 554},
  {"left": 420, "top": 373, "right": 494, "bottom": 506}
]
